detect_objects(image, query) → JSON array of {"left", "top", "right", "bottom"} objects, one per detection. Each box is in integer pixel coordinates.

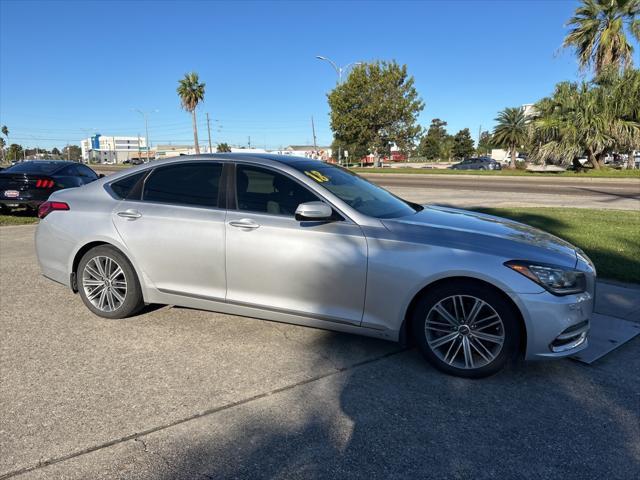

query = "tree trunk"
[
  {"left": 192, "top": 110, "right": 200, "bottom": 155},
  {"left": 627, "top": 151, "right": 635, "bottom": 170},
  {"left": 587, "top": 149, "right": 600, "bottom": 169},
  {"left": 509, "top": 146, "right": 516, "bottom": 169}
]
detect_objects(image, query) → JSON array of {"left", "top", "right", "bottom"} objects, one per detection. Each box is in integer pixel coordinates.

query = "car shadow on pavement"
[{"left": 152, "top": 332, "right": 640, "bottom": 480}]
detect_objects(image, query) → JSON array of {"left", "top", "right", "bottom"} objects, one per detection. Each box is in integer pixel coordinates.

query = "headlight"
[{"left": 504, "top": 260, "right": 586, "bottom": 295}]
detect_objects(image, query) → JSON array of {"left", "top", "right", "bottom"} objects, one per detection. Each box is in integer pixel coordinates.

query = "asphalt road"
[
  {"left": 362, "top": 173, "right": 640, "bottom": 210},
  {"left": 1, "top": 225, "right": 639, "bottom": 479}
]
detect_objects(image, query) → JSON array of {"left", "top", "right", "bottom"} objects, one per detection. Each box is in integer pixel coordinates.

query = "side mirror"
[{"left": 295, "top": 201, "right": 333, "bottom": 221}]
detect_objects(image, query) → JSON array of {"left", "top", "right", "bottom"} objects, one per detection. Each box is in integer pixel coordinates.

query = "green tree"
[
  {"left": 62, "top": 145, "right": 82, "bottom": 161},
  {"left": 440, "top": 134, "right": 455, "bottom": 161},
  {"left": 477, "top": 131, "right": 493, "bottom": 156},
  {"left": 418, "top": 118, "right": 449, "bottom": 160},
  {"left": 452, "top": 128, "right": 475, "bottom": 160},
  {"left": 177, "top": 72, "right": 206, "bottom": 155},
  {"left": 216, "top": 142, "right": 231, "bottom": 152},
  {"left": 51, "top": 147, "right": 61, "bottom": 157},
  {"left": 563, "top": 0, "right": 640, "bottom": 75},
  {"left": 7, "top": 144, "right": 23, "bottom": 161},
  {"left": 327, "top": 61, "right": 424, "bottom": 166},
  {"left": 532, "top": 68, "right": 640, "bottom": 169},
  {"left": 493, "top": 107, "right": 529, "bottom": 169}
]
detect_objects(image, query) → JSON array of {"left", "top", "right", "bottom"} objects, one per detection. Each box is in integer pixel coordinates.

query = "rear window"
[
  {"left": 110, "top": 172, "right": 147, "bottom": 200},
  {"left": 4, "top": 162, "right": 63, "bottom": 174}
]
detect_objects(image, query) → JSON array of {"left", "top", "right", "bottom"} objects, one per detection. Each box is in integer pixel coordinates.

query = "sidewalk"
[
  {"left": 595, "top": 280, "right": 640, "bottom": 323},
  {"left": 573, "top": 280, "right": 640, "bottom": 364}
]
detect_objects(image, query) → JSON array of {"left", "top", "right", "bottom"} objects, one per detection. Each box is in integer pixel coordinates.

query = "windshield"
[
  {"left": 4, "top": 162, "right": 63, "bottom": 175},
  {"left": 291, "top": 161, "right": 420, "bottom": 219}
]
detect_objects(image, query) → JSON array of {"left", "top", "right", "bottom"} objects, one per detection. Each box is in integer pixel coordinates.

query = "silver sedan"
[{"left": 35, "top": 154, "right": 594, "bottom": 378}]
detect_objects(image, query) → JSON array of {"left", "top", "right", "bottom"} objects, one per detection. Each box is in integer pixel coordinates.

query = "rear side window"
[
  {"left": 110, "top": 172, "right": 147, "bottom": 200},
  {"left": 143, "top": 163, "right": 223, "bottom": 208}
]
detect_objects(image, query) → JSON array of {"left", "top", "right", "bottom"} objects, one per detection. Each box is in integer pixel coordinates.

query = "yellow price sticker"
[{"left": 304, "top": 170, "right": 330, "bottom": 183}]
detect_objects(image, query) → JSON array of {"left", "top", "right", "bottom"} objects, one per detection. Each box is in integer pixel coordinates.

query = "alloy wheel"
[
  {"left": 82, "top": 255, "right": 127, "bottom": 313},
  {"left": 425, "top": 295, "right": 505, "bottom": 369}
]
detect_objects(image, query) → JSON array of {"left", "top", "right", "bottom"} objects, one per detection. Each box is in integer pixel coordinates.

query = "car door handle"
[
  {"left": 117, "top": 209, "right": 142, "bottom": 220},
  {"left": 229, "top": 219, "right": 260, "bottom": 230}
]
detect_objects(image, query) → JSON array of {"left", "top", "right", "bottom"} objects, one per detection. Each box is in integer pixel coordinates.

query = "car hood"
[{"left": 382, "top": 205, "right": 578, "bottom": 268}]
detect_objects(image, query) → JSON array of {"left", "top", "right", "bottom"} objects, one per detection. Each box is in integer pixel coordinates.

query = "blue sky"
[{"left": 0, "top": 0, "right": 621, "bottom": 150}]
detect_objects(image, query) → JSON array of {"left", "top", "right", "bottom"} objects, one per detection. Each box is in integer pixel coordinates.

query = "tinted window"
[
  {"left": 77, "top": 165, "right": 98, "bottom": 179},
  {"left": 110, "top": 171, "right": 147, "bottom": 199},
  {"left": 236, "top": 165, "right": 319, "bottom": 216},
  {"left": 60, "top": 165, "right": 80, "bottom": 176},
  {"left": 5, "top": 162, "right": 64, "bottom": 174},
  {"left": 143, "top": 163, "right": 222, "bottom": 208},
  {"left": 290, "top": 161, "right": 419, "bottom": 219}
]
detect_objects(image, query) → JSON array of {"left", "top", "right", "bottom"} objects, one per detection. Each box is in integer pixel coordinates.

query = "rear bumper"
[{"left": 0, "top": 198, "right": 44, "bottom": 208}]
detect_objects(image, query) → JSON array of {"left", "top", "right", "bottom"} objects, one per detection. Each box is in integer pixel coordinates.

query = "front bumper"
[{"left": 511, "top": 289, "right": 593, "bottom": 360}]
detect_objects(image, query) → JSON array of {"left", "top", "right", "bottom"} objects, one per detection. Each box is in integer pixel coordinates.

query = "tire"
[
  {"left": 411, "top": 280, "right": 521, "bottom": 378},
  {"left": 77, "top": 245, "right": 144, "bottom": 319}
]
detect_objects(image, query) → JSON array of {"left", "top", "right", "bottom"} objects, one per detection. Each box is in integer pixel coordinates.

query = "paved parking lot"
[{"left": 1, "top": 225, "right": 639, "bottom": 479}]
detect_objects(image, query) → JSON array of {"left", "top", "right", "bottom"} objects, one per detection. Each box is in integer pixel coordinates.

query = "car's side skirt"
[{"left": 147, "top": 288, "right": 397, "bottom": 341}]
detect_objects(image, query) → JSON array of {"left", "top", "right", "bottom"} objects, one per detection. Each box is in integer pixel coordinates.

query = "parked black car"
[
  {"left": 450, "top": 157, "right": 502, "bottom": 170},
  {"left": 0, "top": 161, "right": 100, "bottom": 212}
]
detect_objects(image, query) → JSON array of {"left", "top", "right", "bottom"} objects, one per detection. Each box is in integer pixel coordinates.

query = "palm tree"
[
  {"left": 563, "top": 0, "right": 640, "bottom": 75},
  {"left": 177, "top": 72, "right": 206, "bottom": 154},
  {"left": 531, "top": 73, "right": 640, "bottom": 169},
  {"left": 1, "top": 126, "right": 9, "bottom": 161},
  {"left": 492, "top": 107, "right": 528, "bottom": 169},
  {"left": 0, "top": 137, "right": 5, "bottom": 163}
]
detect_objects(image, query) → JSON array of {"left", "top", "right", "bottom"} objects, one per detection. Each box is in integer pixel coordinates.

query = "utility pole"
[
  {"left": 67, "top": 142, "right": 70, "bottom": 161},
  {"left": 311, "top": 116, "right": 318, "bottom": 154},
  {"left": 248, "top": 136, "right": 251, "bottom": 149},
  {"left": 478, "top": 125, "right": 482, "bottom": 156},
  {"left": 133, "top": 109, "right": 157, "bottom": 162},
  {"left": 206, "top": 113, "right": 213, "bottom": 153}
]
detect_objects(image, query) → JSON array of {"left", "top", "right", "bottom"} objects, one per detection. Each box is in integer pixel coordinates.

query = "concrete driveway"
[{"left": 1, "top": 225, "right": 639, "bottom": 479}]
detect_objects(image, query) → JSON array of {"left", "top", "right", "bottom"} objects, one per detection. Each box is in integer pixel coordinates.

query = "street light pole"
[
  {"left": 133, "top": 109, "right": 158, "bottom": 162},
  {"left": 315, "top": 55, "right": 362, "bottom": 165}
]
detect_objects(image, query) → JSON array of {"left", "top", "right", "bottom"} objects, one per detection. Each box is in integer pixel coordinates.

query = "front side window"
[
  {"left": 236, "top": 165, "right": 319, "bottom": 216},
  {"left": 290, "top": 161, "right": 419, "bottom": 219},
  {"left": 60, "top": 165, "right": 80, "bottom": 176},
  {"left": 143, "top": 163, "right": 223, "bottom": 208}
]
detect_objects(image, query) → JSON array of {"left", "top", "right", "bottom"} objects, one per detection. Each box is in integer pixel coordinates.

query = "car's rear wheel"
[
  {"left": 77, "top": 245, "right": 144, "bottom": 319},
  {"left": 411, "top": 281, "right": 521, "bottom": 378}
]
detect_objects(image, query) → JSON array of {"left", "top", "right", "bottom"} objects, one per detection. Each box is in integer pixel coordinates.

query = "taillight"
[
  {"left": 35, "top": 179, "right": 55, "bottom": 188},
  {"left": 37, "top": 201, "right": 70, "bottom": 219}
]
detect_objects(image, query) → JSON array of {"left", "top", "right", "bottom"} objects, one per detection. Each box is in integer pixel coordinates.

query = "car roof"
[
  {"left": 100, "top": 153, "right": 327, "bottom": 184},
  {"left": 187, "top": 153, "right": 317, "bottom": 165}
]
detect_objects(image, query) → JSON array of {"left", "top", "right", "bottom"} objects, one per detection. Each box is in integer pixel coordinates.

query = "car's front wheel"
[
  {"left": 411, "top": 281, "right": 521, "bottom": 378},
  {"left": 77, "top": 245, "right": 144, "bottom": 319}
]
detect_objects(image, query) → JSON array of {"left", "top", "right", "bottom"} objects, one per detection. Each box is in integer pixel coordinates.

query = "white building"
[{"left": 81, "top": 134, "right": 148, "bottom": 163}]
